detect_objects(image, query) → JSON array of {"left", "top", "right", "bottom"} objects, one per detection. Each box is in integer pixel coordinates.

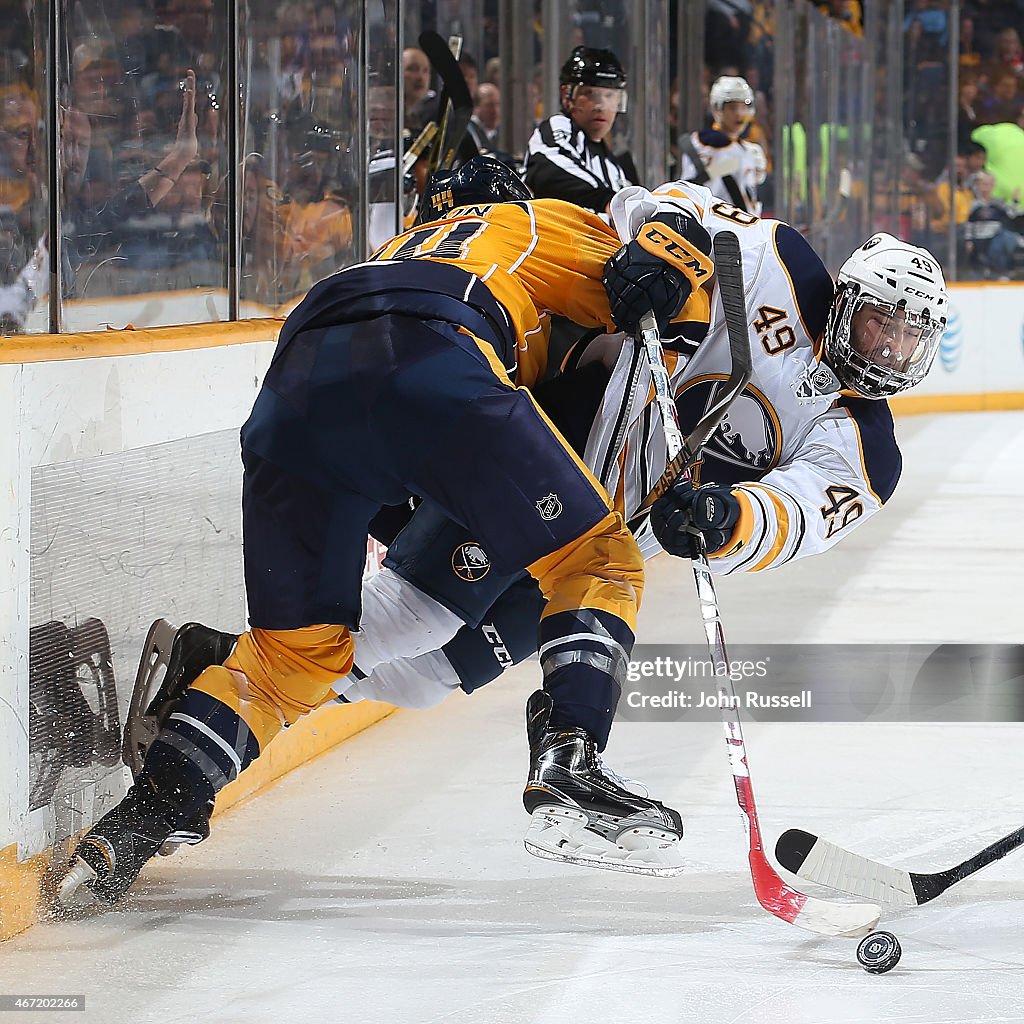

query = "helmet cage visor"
[{"left": 828, "top": 288, "right": 944, "bottom": 398}]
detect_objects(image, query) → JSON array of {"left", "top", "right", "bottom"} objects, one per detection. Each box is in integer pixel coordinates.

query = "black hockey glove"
[
  {"left": 649, "top": 479, "right": 740, "bottom": 559},
  {"left": 602, "top": 212, "right": 713, "bottom": 335}
]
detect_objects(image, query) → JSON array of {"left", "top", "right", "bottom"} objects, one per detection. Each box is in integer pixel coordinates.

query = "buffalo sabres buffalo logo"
[
  {"left": 452, "top": 542, "right": 491, "bottom": 582},
  {"left": 676, "top": 376, "right": 781, "bottom": 486},
  {"left": 536, "top": 493, "right": 563, "bottom": 520}
]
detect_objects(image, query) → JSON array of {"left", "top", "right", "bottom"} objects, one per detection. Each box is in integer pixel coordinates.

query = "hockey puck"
[{"left": 856, "top": 930, "right": 902, "bottom": 974}]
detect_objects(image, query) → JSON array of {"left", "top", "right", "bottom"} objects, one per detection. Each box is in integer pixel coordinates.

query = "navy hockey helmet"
[
  {"left": 560, "top": 46, "right": 627, "bottom": 90},
  {"left": 418, "top": 155, "right": 533, "bottom": 224}
]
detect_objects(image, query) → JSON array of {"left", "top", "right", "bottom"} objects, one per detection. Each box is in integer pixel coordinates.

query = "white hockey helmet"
[
  {"left": 823, "top": 233, "right": 948, "bottom": 400},
  {"left": 710, "top": 76, "right": 755, "bottom": 119}
]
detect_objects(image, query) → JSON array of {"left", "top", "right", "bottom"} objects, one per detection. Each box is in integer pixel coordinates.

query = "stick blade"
[
  {"left": 776, "top": 828, "right": 919, "bottom": 907},
  {"left": 750, "top": 848, "right": 880, "bottom": 938}
]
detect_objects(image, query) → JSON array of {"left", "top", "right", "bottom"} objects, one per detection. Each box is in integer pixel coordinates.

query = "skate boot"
[
  {"left": 58, "top": 778, "right": 211, "bottom": 905},
  {"left": 522, "top": 690, "right": 684, "bottom": 876}
]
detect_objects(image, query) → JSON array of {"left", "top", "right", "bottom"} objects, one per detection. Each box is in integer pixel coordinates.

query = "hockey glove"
[
  {"left": 602, "top": 213, "right": 714, "bottom": 335},
  {"left": 705, "top": 151, "right": 742, "bottom": 180},
  {"left": 649, "top": 479, "right": 740, "bottom": 559}
]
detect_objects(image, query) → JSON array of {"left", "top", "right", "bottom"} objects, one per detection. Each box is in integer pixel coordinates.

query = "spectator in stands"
[
  {"left": 275, "top": 127, "right": 354, "bottom": 296},
  {"left": 305, "top": 24, "right": 353, "bottom": 135},
  {"left": 368, "top": 71, "right": 397, "bottom": 155},
  {"left": 748, "top": 1, "right": 775, "bottom": 86},
  {"left": 959, "top": 10, "right": 984, "bottom": 71},
  {"left": 965, "top": 169, "right": 1022, "bottom": 278},
  {"left": 677, "top": 75, "right": 767, "bottom": 216},
  {"left": 524, "top": 46, "right": 634, "bottom": 213},
  {"left": 402, "top": 46, "right": 433, "bottom": 130},
  {"left": 459, "top": 53, "right": 479, "bottom": 100},
  {"left": 0, "top": 81, "right": 39, "bottom": 221},
  {"left": 705, "top": 1, "right": 752, "bottom": 73},
  {"left": 0, "top": 81, "right": 41, "bottom": 310},
  {"left": 979, "top": 71, "right": 1024, "bottom": 124},
  {"left": 467, "top": 82, "right": 501, "bottom": 155},
  {"left": 817, "top": 1, "right": 863, "bottom": 36},
  {"left": 959, "top": 71, "right": 982, "bottom": 150},
  {"left": 0, "top": 68, "right": 201, "bottom": 330},
  {"left": 983, "top": 26, "right": 1024, "bottom": 86},
  {"left": 922, "top": 151, "right": 974, "bottom": 264}
]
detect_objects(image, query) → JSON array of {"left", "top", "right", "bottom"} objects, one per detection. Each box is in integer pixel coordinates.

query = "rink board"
[
  {"left": 889, "top": 281, "right": 1024, "bottom": 413},
  {"left": 0, "top": 323, "right": 394, "bottom": 940}
]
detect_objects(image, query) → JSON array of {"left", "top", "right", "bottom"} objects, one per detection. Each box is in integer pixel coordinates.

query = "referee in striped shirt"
[{"left": 524, "top": 46, "right": 637, "bottom": 214}]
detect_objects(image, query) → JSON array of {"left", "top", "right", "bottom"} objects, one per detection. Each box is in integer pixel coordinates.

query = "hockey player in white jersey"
[{"left": 677, "top": 77, "right": 768, "bottom": 216}]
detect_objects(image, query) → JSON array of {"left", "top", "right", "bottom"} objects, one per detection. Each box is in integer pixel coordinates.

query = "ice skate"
[
  {"left": 119, "top": 619, "right": 234, "bottom": 857},
  {"left": 58, "top": 780, "right": 209, "bottom": 906},
  {"left": 123, "top": 619, "right": 238, "bottom": 780},
  {"left": 522, "top": 690, "right": 684, "bottom": 876}
]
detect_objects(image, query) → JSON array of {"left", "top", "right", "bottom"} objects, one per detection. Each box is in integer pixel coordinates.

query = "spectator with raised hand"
[
  {"left": 0, "top": 68, "right": 201, "bottom": 330},
  {"left": 524, "top": 46, "right": 634, "bottom": 213}
]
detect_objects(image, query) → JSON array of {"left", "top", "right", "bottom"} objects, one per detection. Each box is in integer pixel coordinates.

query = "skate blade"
[
  {"left": 524, "top": 805, "right": 685, "bottom": 877},
  {"left": 122, "top": 618, "right": 178, "bottom": 779},
  {"left": 57, "top": 859, "right": 98, "bottom": 907}
]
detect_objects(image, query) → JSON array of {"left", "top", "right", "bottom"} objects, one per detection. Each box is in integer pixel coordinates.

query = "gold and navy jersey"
[
  {"left": 583, "top": 180, "right": 903, "bottom": 574},
  {"left": 371, "top": 199, "right": 624, "bottom": 387}
]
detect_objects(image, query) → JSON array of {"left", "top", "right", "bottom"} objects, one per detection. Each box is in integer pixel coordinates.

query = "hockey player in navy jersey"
[{"left": 58, "top": 158, "right": 723, "bottom": 904}]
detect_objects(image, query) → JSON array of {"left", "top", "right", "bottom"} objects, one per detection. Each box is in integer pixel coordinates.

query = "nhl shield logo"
[
  {"left": 536, "top": 493, "right": 563, "bottom": 520},
  {"left": 452, "top": 542, "right": 491, "bottom": 582}
]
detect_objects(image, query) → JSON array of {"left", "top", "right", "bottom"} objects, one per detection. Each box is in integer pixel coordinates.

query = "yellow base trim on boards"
[
  {"left": 212, "top": 699, "right": 395, "bottom": 815},
  {"left": 0, "top": 844, "right": 49, "bottom": 941},
  {"left": 0, "top": 699, "right": 395, "bottom": 942},
  {"left": 0, "top": 318, "right": 283, "bottom": 365},
  {"left": 890, "top": 391, "right": 1024, "bottom": 415}
]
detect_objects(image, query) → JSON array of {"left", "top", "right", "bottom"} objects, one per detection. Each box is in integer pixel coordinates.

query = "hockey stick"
[
  {"left": 640, "top": 230, "right": 880, "bottom": 939},
  {"left": 402, "top": 121, "right": 439, "bottom": 174},
  {"left": 775, "top": 824, "right": 1024, "bottom": 907},
  {"left": 419, "top": 31, "right": 473, "bottom": 175},
  {"left": 631, "top": 236, "right": 752, "bottom": 520}
]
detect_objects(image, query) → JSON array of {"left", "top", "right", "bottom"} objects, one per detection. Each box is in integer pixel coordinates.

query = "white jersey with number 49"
[{"left": 586, "top": 180, "right": 902, "bottom": 575}]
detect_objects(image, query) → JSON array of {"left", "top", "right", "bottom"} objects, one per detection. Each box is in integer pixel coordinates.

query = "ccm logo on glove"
[{"left": 635, "top": 222, "right": 714, "bottom": 283}]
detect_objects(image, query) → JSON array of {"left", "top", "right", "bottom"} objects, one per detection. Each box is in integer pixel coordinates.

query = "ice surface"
[{"left": 3, "top": 412, "right": 1023, "bottom": 1024}]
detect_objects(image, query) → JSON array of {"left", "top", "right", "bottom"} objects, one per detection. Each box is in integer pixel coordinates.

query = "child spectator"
[{"left": 965, "top": 170, "right": 1022, "bottom": 279}]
